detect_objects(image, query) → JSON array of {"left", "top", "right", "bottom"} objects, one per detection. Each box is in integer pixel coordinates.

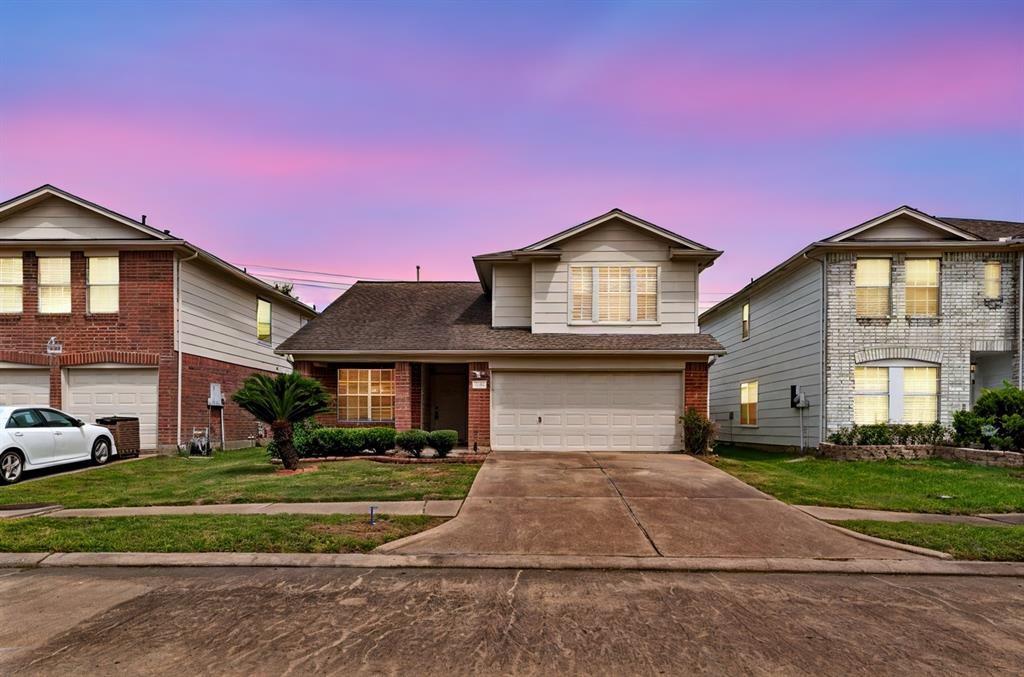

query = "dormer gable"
[{"left": 824, "top": 206, "right": 981, "bottom": 243}]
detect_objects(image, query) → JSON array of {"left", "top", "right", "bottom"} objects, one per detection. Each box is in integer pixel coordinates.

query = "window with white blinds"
[
  {"left": 87, "top": 255, "right": 119, "bottom": 313},
  {"left": 38, "top": 257, "right": 71, "bottom": 314},
  {"left": 903, "top": 367, "right": 938, "bottom": 424},
  {"left": 0, "top": 257, "right": 23, "bottom": 314},
  {"left": 905, "top": 259, "right": 939, "bottom": 317},
  {"left": 854, "top": 364, "right": 939, "bottom": 425},
  {"left": 854, "top": 367, "right": 889, "bottom": 424},
  {"left": 855, "top": 258, "right": 890, "bottom": 318},
  {"left": 985, "top": 261, "right": 1002, "bottom": 300},
  {"left": 570, "top": 265, "right": 658, "bottom": 323}
]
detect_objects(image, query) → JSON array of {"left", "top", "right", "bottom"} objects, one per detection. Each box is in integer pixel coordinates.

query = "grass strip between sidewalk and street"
[
  {"left": 0, "top": 448, "right": 480, "bottom": 508},
  {"left": 0, "top": 514, "right": 446, "bottom": 553},
  {"left": 834, "top": 520, "right": 1024, "bottom": 561},
  {"left": 712, "top": 446, "right": 1024, "bottom": 515}
]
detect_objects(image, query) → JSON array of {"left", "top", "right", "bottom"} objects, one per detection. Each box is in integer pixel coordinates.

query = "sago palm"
[{"left": 232, "top": 372, "right": 329, "bottom": 470}]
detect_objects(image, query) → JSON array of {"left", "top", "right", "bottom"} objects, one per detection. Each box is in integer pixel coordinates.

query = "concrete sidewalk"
[
  {"left": 45, "top": 500, "right": 463, "bottom": 518},
  {"left": 797, "top": 505, "right": 1024, "bottom": 526}
]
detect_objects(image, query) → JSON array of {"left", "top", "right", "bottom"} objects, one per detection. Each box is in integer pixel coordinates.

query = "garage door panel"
[
  {"left": 0, "top": 368, "right": 50, "bottom": 407},
  {"left": 492, "top": 371, "right": 682, "bottom": 452},
  {"left": 65, "top": 367, "right": 159, "bottom": 449}
]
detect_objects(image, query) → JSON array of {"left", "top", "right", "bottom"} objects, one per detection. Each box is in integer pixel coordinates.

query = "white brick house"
[{"left": 700, "top": 206, "right": 1023, "bottom": 450}]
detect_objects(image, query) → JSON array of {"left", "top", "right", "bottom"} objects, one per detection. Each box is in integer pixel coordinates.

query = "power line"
[{"left": 234, "top": 263, "right": 395, "bottom": 281}]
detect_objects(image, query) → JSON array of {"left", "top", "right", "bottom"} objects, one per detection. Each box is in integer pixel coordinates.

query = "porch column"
[
  {"left": 467, "top": 361, "right": 491, "bottom": 450},
  {"left": 394, "top": 362, "right": 422, "bottom": 430},
  {"left": 684, "top": 361, "right": 709, "bottom": 416}
]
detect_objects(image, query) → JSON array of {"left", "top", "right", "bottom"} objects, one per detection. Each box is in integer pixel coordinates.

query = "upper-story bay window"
[{"left": 570, "top": 265, "right": 658, "bottom": 324}]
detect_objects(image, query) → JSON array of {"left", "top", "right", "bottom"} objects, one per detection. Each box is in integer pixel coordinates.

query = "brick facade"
[
  {"left": 0, "top": 250, "right": 179, "bottom": 446},
  {"left": 825, "top": 251, "right": 1019, "bottom": 434},
  {"left": 180, "top": 353, "right": 273, "bottom": 448},
  {"left": 684, "top": 361, "right": 710, "bottom": 415},
  {"left": 467, "top": 361, "right": 490, "bottom": 450}
]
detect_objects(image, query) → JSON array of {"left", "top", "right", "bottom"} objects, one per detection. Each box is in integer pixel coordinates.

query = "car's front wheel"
[
  {"left": 92, "top": 438, "right": 112, "bottom": 465},
  {"left": 0, "top": 450, "right": 24, "bottom": 484}
]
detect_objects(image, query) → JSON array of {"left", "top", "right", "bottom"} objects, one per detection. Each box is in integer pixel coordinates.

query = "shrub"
[
  {"left": 682, "top": 407, "right": 716, "bottom": 454},
  {"left": 362, "top": 427, "right": 397, "bottom": 455},
  {"left": 827, "top": 422, "right": 950, "bottom": 447},
  {"left": 827, "top": 425, "right": 858, "bottom": 446},
  {"left": 268, "top": 418, "right": 322, "bottom": 459},
  {"left": 396, "top": 429, "right": 430, "bottom": 457},
  {"left": 855, "top": 423, "right": 893, "bottom": 446},
  {"left": 973, "top": 381, "right": 1024, "bottom": 420},
  {"left": 428, "top": 430, "right": 459, "bottom": 458}
]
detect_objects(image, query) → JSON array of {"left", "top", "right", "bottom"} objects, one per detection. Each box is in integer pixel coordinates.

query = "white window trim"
[
  {"left": 741, "top": 302, "right": 750, "bottom": 341},
  {"left": 86, "top": 254, "right": 119, "bottom": 314},
  {"left": 855, "top": 257, "right": 892, "bottom": 319},
  {"left": 739, "top": 380, "right": 758, "bottom": 427},
  {"left": 855, "top": 362, "right": 939, "bottom": 424},
  {"left": 984, "top": 260, "right": 1002, "bottom": 300},
  {"left": 37, "top": 255, "right": 72, "bottom": 315},
  {"left": 0, "top": 255, "right": 23, "bottom": 315},
  {"left": 256, "top": 298, "right": 273, "bottom": 345},
  {"left": 904, "top": 257, "right": 941, "bottom": 318},
  {"left": 567, "top": 264, "right": 662, "bottom": 325}
]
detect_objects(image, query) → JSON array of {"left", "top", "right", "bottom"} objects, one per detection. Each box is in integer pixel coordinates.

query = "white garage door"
[
  {"left": 0, "top": 367, "right": 50, "bottom": 407},
  {"left": 64, "top": 367, "right": 159, "bottom": 449},
  {"left": 492, "top": 372, "right": 682, "bottom": 452}
]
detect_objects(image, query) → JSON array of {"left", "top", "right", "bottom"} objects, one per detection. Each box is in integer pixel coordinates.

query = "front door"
[{"left": 427, "top": 365, "right": 468, "bottom": 442}]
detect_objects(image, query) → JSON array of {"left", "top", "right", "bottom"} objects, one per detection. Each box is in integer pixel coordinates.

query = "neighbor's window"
[
  {"left": 0, "top": 256, "right": 23, "bottom": 314},
  {"left": 570, "top": 265, "right": 658, "bottom": 323},
  {"left": 256, "top": 299, "right": 272, "bottom": 342},
  {"left": 905, "top": 258, "right": 939, "bottom": 317},
  {"left": 740, "top": 381, "right": 758, "bottom": 425},
  {"left": 741, "top": 302, "right": 750, "bottom": 340},
  {"left": 985, "top": 261, "right": 1002, "bottom": 300},
  {"left": 855, "top": 258, "right": 891, "bottom": 318},
  {"left": 338, "top": 368, "right": 395, "bottom": 421},
  {"left": 87, "top": 255, "right": 119, "bottom": 313},
  {"left": 903, "top": 367, "right": 938, "bottom": 424},
  {"left": 37, "top": 257, "right": 71, "bottom": 314},
  {"left": 853, "top": 366, "right": 889, "bottom": 424}
]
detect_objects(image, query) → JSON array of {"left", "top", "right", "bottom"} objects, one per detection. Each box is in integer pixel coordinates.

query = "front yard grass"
[
  {"left": 712, "top": 446, "right": 1023, "bottom": 514},
  {"left": 834, "top": 521, "right": 1024, "bottom": 561},
  {"left": 0, "top": 514, "right": 445, "bottom": 553},
  {"left": 0, "top": 448, "right": 479, "bottom": 508}
]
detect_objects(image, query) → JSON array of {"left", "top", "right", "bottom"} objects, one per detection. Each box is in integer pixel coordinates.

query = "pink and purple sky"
[{"left": 1, "top": 1, "right": 1022, "bottom": 310}]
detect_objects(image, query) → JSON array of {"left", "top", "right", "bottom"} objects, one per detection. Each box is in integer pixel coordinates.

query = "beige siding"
[
  {"left": 531, "top": 220, "right": 698, "bottom": 334},
  {"left": 849, "top": 216, "right": 957, "bottom": 241},
  {"left": 491, "top": 263, "right": 531, "bottom": 327},
  {"left": 179, "top": 259, "right": 301, "bottom": 373},
  {"left": 0, "top": 197, "right": 151, "bottom": 240},
  {"left": 703, "top": 260, "right": 823, "bottom": 449}
]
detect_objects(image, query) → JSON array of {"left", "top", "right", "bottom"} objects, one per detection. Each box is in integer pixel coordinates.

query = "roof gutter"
[{"left": 278, "top": 348, "right": 727, "bottom": 359}]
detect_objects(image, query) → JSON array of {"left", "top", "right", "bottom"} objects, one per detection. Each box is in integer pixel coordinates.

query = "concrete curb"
[
  {"left": 43, "top": 500, "right": 464, "bottom": 519},
  {"left": 1, "top": 551, "right": 1021, "bottom": 576},
  {"left": 814, "top": 520, "right": 953, "bottom": 560}
]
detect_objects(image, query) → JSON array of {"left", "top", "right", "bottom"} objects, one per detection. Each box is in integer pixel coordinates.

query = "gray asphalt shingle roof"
[
  {"left": 940, "top": 217, "right": 1024, "bottom": 241},
  {"left": 278, "top": 282, "right": 724, "bottom": 354}
]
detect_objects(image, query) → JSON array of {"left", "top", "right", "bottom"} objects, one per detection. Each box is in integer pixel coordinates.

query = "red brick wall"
[
  {"left": 0, "top": 250, "right": 178, "bottom": 445},
  {"left": 180, "top": 353, "right": 274, "bottom": 448},
  {"left": 393, "top": 362, "right": 423, "bottom": 430},
  {"left": 684, "top": 361, "right": 710, "bottom": 415},
  {"left": 467, "top": 361, "right": 490, "bottom": 450},
  {"left": 295, "top": 361, "right": 418, "bottom": 429}
]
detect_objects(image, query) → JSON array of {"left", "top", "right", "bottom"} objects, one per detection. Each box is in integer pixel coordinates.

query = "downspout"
[
  {"left": 176, "top": 248, "right": 200, "bottom": 449},
  {"left": 804, "top": 251, "right": 827, "bottom": 447}
]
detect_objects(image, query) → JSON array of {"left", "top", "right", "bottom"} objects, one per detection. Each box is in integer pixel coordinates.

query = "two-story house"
[
  {"left": 0, "top": 185, "right": 317, "bottom": 451},
  {"left": 279, "top": 209, "right": 724, "bottom": 451},
  {"left": 700, "top": 206, "right": 1024, "bottom": 451}
]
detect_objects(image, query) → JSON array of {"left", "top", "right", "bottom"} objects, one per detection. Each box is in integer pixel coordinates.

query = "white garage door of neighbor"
[
  {"left": 492, "top": 371, "right": 682, "bottom": 452},
  {"left": 64, "top": 367, "right": 159, "bottom": 449},
  {"left": 0, "top": 367, "right": 50, "bottom": 407}
]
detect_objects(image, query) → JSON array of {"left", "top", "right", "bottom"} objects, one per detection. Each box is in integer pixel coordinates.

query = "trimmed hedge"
[
  {"left": 267, "top": 420, "right": 398, "bottom": 458},
  {"left": 827, "top": 422, "right": 949, "bottom": 447},
  {"left": 953, "top": 382, "right": 1024, "bottom": 451},
  {"left": 396, "top": 429, "right": 430, "bottom": 458},
  {"left": 428, "top": 430, "right": 459, "bottom": 458}
]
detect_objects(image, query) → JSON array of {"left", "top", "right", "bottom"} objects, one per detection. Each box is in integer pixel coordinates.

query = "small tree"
[{"left": 232, "top": 372, "right": 329, "bottom": 470}]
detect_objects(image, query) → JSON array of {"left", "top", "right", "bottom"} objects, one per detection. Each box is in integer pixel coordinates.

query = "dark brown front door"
[{"left": 427, "top": 364, "right": 468, "bottom": 442}]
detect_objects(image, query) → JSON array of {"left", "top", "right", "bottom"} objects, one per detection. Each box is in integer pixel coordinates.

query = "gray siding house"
[{"left": 700, "top": 206, "right": 1024, "bottom": 450}]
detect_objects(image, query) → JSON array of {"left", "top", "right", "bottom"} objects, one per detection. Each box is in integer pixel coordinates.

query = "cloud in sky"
[{"left": 1, "top": 0, "right": 1021, "bottom": 310}]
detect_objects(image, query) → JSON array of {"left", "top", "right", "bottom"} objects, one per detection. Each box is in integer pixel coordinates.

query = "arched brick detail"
[
  {"left": 855, "top": 346, "right": 942, "bottom": 364},
  {"left": 58, "top": 350, "right": 161, "bottom": 367},
  {"left": 0, "top": 350, "right": 49, "bottom": 366}
]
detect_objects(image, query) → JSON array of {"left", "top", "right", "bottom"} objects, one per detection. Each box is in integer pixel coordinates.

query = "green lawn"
[
  {"left": 0, "top": 448, "right": 480, "bottom": 508},
  {"left": 834, "top": 520, "right": 1024, "bottom": 561},
  {"left": 712, "top": 446, "right": 1024, "bottom": 514},
  {"left": 0, "top": 514, "right": 444, "bottom": 553}
]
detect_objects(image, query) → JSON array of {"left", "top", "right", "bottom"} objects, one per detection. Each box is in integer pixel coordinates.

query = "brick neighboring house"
[
  {"left": 278, "top": 209, "right": 724, "bottom": 452},
  {"left": 0, "top": 185, "right": 317, "bottom": 450},
  {"left": 700, "top": 206, "right": 1024, "bottom": 451}
]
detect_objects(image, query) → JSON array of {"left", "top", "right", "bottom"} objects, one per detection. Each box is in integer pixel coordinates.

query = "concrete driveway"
[{"left": 381, "top": 451, "right": 922, "bottom": 559}]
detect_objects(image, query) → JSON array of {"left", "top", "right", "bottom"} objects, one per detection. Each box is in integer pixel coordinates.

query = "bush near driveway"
[
  {"left": 427, "top": 430, "right": 459, "bottom": 458},
  {"left": 0, "top": 514, "right": 446, "bottom": 554},
  {"left": 0, "top": 448, "right": 479, "bottom": 509},
  {"left": 396, "top": 429, "right": 430, "bottom": 458},
  {"left": 713, "top": 446, "right": 1024, "bottom": 515}
]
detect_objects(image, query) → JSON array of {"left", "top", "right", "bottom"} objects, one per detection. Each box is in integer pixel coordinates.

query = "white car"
[{"left": 0, "top": 406, "right": 117, "bottom": 484}]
